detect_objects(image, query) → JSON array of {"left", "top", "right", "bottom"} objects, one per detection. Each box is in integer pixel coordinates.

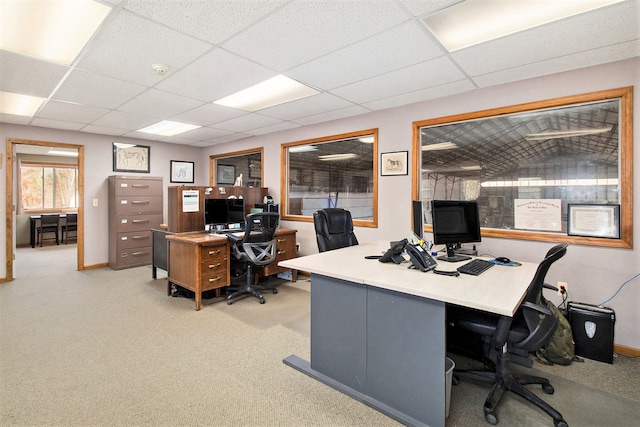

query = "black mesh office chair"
[
  {"left": 226, "top": 212, "right": 280, "bottom": 305},
  {"left": 62, "top": 213, "right": 77, "bottom": 244},
  {"left": 37, "top": 214, "right": 60, "bottom": 246},
  {"left": 447, "top": 243, "right": 569, "bottom": 427},
  {"left": 313, "top": 208, "right": 358, "bottom": 252}
]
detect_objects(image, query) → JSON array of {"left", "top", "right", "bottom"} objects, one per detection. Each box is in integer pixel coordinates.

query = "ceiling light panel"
[
  {"left": 0, "top": 0, "right": 112, "bottom": 65},
  {"left": 138, "top": 120, "right": 201, "bottom": 137},
  {"left": 423, "top": 0, "right": 625, "bottom": 52},
  {"left": 214, "top": 75, "right": 320, "bottom": 112},
  {"left": 0, "top": 91, "right": 44, "bottom": 117}
]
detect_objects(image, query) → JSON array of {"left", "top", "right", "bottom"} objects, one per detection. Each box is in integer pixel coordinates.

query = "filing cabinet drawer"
[
  {"left": 116, "top": 213, "right": 163, "bottom": 233},
  {"left": 114, "top": 248, "right": 152, "bottom": 269},
  {"left": 114, "top": 196, "right": 162, "bottom": 214},
  {"left": 113, "top": 178, "right": 162, "bottom": 196},
  {"left": 116, "top": 230, "right": 152, "bottom": 250}
]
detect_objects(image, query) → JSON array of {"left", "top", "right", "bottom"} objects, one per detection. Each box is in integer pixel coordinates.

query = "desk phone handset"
[{"left": 406, "top": 244, "right": 437, "bottom": 272}]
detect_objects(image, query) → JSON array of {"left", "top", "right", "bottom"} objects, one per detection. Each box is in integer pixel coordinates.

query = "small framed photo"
[
  {"left": 113, "top": 143, "right": 150, "bottom": 173},
  {"left": 217, "top": 164, "right": 235, "bottom": 185},
  {"left": 170, "top": 160, "right": 194, "bottom": 183},
  {"left": 381, "top": 151, "right": 408, "bottom": 176},
  {"left": 249, "top": 159, "right": 261, "bottom": 179},
  {"left": 568, "top": 204, "right": 620, "bottom": 239}
]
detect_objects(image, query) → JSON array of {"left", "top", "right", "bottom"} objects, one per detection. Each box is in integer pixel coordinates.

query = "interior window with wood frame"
[
  {"left": 210, "top": 148, "right": 263, "bottom": 187},
  {"left": 281, "top": 129, "right": 378, "bottom": 227},
  {"left": 19, "top": 161, "right": 79, "bottom": 213},
  {"left": 412, "top": 87, "right": 632, "bottom": 248}
]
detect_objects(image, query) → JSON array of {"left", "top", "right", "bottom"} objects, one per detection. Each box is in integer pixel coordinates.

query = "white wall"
[{"left": 1, "top": 58, "right": 638, "bottom": 349}]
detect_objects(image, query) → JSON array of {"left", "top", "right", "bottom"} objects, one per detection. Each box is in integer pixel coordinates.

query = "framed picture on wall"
[
  {"left": 567, "top": 204, "right": 620, "bottom": 239},
  {"left": 217, "top": 165, "right": 235, "bottom": 185},
  {"left": 381, "top": 151, "right": 408, "bottom": 176},
  {"left": 113, "top": 143, "right": 150, "bottom": 173},
  {"left": 170, "top": 160, "right": 194, "bottom": 183}
]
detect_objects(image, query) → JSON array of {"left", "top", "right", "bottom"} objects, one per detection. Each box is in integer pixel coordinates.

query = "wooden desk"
[
  {"left": 279, "top": 241, "right": 537, "bottom": 427},
  {"left": 29, "top": 213, "right": 75, "bottom": 248},
  {"left": 166, "top": 228, "right": 297, "bottom": 310}
]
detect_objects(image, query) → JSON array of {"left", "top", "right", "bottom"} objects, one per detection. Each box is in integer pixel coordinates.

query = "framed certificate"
[{"left": 567, "top": 204, "right": 620, "bottom": 239}]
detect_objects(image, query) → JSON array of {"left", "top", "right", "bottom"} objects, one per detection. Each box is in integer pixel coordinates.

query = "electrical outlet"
[
  {"left": 557, "top": 281, "right": 568, "bottom": 296},
  {"left": 92, "top": 198, "right": 99, "bottom": 207}
]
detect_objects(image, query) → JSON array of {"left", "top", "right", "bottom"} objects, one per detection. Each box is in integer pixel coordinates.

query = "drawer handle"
[
  {"left": 132, "top": 235, "right": 149, "bottom": 240},
  {"left": 132, "top": 219, "right": 150, "bottom": 223},
  {"left": 131, "top": 184, "right": 150, "bottom": 188},
  {"left": 277, "top": 250, "right": 286, "bottom": 255},
  {"left": 208, "top": 263, "right": 221, "bottom": 269},
  {"left": 277, "top": 238, "right": 286, "bottom": 243},
  {"left": 132, "top": 251, "right": 149, "bottom": 257},
  {"left": 208, "top": 276, "right": 221, "bottom": 283},
  {"left": 132, "top": 200, "right": 150, "bottom": 204},
  {"left": 208, "top": 249, "right": 221, "bottom": 255}
]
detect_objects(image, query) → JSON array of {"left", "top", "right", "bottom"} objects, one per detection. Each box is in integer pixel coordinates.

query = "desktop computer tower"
[
  {"left": 254, "top": 203, "right": 278, "bottom": 213},
  {"left": 567, "top": 301, "right": 615, "bottom": 364}
]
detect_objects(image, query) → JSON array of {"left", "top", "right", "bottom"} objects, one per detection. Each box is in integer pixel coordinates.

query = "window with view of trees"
[
  {"left": 281, "top": 129, "right": 378, "bottom": 227},
  {"left": 20, "top": 163, "right": 78, "bottom": 211}
]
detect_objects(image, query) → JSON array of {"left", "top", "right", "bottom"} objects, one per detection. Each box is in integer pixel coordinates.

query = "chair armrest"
[
  {"left": 543, "top": 282, "right": 558, "bottom": 292},
  {"left": 225, "top": 232, "right": 241, "bottom": 243},
  {"left": 520, "top": 301, "right": 552, "bottom": 317}
]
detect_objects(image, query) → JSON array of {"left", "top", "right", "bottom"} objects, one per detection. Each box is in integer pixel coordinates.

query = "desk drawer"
[
  {"left": 116, "top": 214, "right": 163, "bottom": 233},
  {"left": 200, "top": 245, "right": 226, "bottom": 262},
  {"left": 115, "top": 196, "right": 162, "bottom": 214},
  {"left": 200, "top": 271, "right": 227, "bottom": 291},
  {"left": 116, "top": 230, "right": 152, "bottom": 250}
]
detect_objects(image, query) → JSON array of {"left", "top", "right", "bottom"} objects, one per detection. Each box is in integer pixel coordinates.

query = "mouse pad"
[{"left": 490, "top": 259, "right": 522, "bottom": 267}]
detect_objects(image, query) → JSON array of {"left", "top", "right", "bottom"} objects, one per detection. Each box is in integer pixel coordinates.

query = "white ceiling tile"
[
  {"left": 53, "top": 69, "right": 146, "bottom": 109},
  {"left": 362, "top": 79, "right": 476, "bottom": 111},
  {"left": 80, "top": 125, "right": 128, "bottom": 136},
  {"left": 0, "top": 113, "right": 33, "bottom": 125},
  {"left": 288, "top": 21, "right": 443, "bottom": 90},
  {"left": 222, "top": 0, "right": 410, "bottom": 71},
  {"left": 250, "top": 121, "right": 301, "bottom": 135},
  {"left": 209, "top": 133, "right": 253, "bottom": 144},
  {"left": 293, "top": 105, "right": 370, "bottom": 126},
  {"left": 156, "top": 49, "right": 275, "bottom": 102},
  {"left": 118, "top": 89, "right": 204, "bottom": 118},
  {"left": 398, "top": 0, "right": 461, "bottom": 17},
  {"left": 30, "top": 118, "right": 85, "bottom": 131},
  {"left": 122, "top": 131, "right": 162, "bottom": 141},
  {"left": 36, "top": 100, "right": 110, "bottom": 123},
  {"left": 0, "top": 51, "right": 69, "bottom": 97},
  {"left": 451, "top": 1, "right": 639, "bottom": 77},
  {"left": 330, "top": 56, "right": 465, "bottom": 104},
  {"left": 212, "top": 113, "right": 283, "bottom": 133},
  {"left": 259, "top": 93, "right": 353, "bottom": 121},
  {"left": 174, "top": 126, "right": 233, "bottom": 141},
  {"left": 124, "top": 0, "right": 287, "bottom": 44},
  {"left": 77, "top": 11, "right": 212, "bottom": 86},
  {"left": 171, "top": 103, "right": 247, "bottom": 127},
  {"left": 92, "top": 110, "right": 157, "bottom": 130}
]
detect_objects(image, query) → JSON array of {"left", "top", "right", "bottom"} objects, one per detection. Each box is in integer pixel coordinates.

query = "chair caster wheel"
[
  {"left": 543, "top": 384, "right": 555, "bottom": 394},
  {"left": 554, "top": 419, "right": 568, "bottom": 427},
  {"left": 272, "top": 288, "right": 278, "bottom": 294},
  {"left": 259, "top": 298, "right": 265, "bottom": 304},
  {"left": 452, "top": 375, "right": 460, "bottom": 386},
  {"left": 227, "top": 299, "right": 233, "bottom": 305},
  {"left": 485, "top": 411, "right": 498, "bottom": 425}
]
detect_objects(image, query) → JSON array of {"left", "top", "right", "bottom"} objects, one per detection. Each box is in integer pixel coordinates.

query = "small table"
[{"left": 29, "top": 213, "right": 75, "bottom": 248}]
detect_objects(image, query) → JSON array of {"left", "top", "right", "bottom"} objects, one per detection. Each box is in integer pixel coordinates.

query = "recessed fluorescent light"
[
  {"left": 0, "top": 0, "right": 111, "bottom": 65},
  {"left": 358, "top": 136, "right": 374, "bottom": 143},
  {"left": 138, "top": 120, "right": 201, "bottom": 137},
  {"left": 48, "top": 150, "right": 78, "bottom": 157},
  {"left": 422, "top": 141, "right": 458, "bottom": 151},
  {"left": 526, "top": 127, "right": 612, "bottom": 140},
  {"left": 318, "top": 153, "right": 359, "bottom": 161},
  {"left": 214, "top": 75, "right": 320, "bottom": 112},
  {"left": 289, "top": 145, "right": 318, "bottom": 153},
  {"left": 0, "top": 91, "right": 44, "bottom": 117},
  {"left": 423, "top": 0, "right": 624, "bottom": 52}
]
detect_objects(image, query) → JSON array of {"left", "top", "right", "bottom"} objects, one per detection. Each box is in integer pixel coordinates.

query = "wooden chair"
[
  {"left": 62, "top": 213, "right": 77, "bottom": 244},
  {"left": 37, "top": 214, "right": 60, "bottom": 246}
]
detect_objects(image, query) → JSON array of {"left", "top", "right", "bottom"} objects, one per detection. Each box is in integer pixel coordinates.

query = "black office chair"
[
  {"left": 313, "top": 208, "right": 358, "bottom": 252},
  {"left": 37, "top": 214, "right": 60, "bottom": 246},
  {"left": 447, "top": 243, "right": 569, "bottom": 427},
  {"left": 62, "top": 213, "right": 77, "bottom": 244},
  {"left": 226, "top": 212, "right": 280, "bottom": 305}
]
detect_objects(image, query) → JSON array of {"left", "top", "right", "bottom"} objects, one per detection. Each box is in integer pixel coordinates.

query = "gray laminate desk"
[{"left": 279, "top": 240, "right": 538, "bottom": 427}]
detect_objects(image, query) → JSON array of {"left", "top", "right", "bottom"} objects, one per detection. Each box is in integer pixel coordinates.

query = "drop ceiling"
[{"left": 1, "top": 0, "right": 638, "bottom": 148}]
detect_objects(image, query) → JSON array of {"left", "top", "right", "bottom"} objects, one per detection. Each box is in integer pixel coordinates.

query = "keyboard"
[{"left": 457, "top": 259, "right": 495, "bottom": 276}]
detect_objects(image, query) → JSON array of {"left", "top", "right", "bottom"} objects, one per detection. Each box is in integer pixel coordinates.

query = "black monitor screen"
[
  {"left": 412, "top": 200, "right": 424, "bottom": 239},
  {"left": 431, "top": 200, "right": 481, "bottom": 245},
  {"left": 227, "top": 199, "right": 245, "bottom": 223},
  {"left": 204, "top": 198, "right": 229, "bottom": 226}
]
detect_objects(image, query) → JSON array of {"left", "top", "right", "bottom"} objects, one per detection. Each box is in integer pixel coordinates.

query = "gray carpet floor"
[{"left": 1, "top": 245, "right": 639, "bottom": 426}]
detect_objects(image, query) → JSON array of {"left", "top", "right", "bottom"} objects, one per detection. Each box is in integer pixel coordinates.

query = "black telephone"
[{"left": 405, "top": 243, "right": 438, "bottom": 272}]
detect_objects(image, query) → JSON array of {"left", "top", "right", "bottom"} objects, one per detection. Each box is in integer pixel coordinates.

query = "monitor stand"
[{"left": 437, "top": 243, "right": 471, "bottom": 263}]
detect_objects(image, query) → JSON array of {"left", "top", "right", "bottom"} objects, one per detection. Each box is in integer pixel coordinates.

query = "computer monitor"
[
  {"left": 412, "top": 200, "right": 424, "bottom": 240},
  {"left": 226, "top": 198, "right": 246, "bottom": 224},
  {"left": 204, "top": 198, "right": 229, "bottom": 229},
  {"left": 431, "top": 200, "right": 481, "bottom": 262}
]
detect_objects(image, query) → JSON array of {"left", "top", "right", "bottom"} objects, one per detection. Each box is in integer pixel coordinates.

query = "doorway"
[{"left": 5, "top": 138, "right": 84, "bottom": 280}]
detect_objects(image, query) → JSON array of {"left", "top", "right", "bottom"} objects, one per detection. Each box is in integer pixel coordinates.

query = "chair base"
[
  {"left": 225, "top": 264, "right": 277, "bottom": 305},
  {"left": 453, "top": 351, "right": 568, "bottom": 427}
]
